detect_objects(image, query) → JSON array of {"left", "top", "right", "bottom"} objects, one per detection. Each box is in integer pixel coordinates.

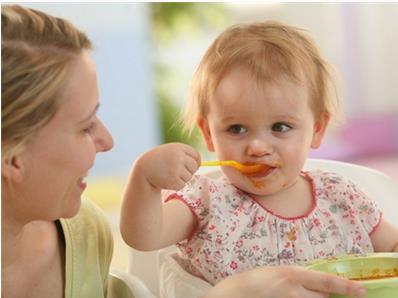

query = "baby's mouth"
[{"left": 245, "top": 166, "right": 275, "bottom": 178}]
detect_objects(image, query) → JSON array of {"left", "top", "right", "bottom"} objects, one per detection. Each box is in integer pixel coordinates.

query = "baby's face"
[{"left": 199, "top": 66, "right": 327, "bottom": 197}]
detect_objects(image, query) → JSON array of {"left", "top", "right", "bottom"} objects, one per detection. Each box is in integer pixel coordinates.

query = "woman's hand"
[
  {"left": 205, "top": 266, "right": 367, "bottom": 298},
  {"left": 135, "top": 142, "right": 201, "bottom": 191}
]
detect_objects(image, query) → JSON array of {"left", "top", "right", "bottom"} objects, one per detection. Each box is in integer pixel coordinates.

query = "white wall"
[
  {"left": 226, "top": 2, "right": 398, "bottom": 117},
  {"left": 16, "top": 2, "right": 161, "bottom": 178}
]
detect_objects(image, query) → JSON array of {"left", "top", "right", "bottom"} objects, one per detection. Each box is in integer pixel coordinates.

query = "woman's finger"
[
  {"left": 299, "top": 289, "right": 328, "bottom": 298},
  {"left": 300, "top": 269, "right": 366, "bottom": 297}
]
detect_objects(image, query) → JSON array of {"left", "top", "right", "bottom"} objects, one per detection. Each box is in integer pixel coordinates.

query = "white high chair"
[
  {"left": 108, "top": 267, "right": 157, "bottom": 298},
  {"left": 126, "top": 158, "right": 398, "bottom": 298}
]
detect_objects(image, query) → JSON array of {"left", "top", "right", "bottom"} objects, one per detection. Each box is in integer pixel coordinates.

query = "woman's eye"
[
  {"left": 227, "top": 124, "right": 247, "bottom": 135},
  {"left": 83, "top": 123, "right": 95, "bottom": 134},
  {"left": 272, "top": 122, "right": 291, "bottom": 132}
]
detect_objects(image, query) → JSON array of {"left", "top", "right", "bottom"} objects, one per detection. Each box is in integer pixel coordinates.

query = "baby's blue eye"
[
  {"left": 272, "top": 122, "right": 291, "bottom": 132},
  {"left": 227, "top": 124, "right": 247, "bottom": 135}
]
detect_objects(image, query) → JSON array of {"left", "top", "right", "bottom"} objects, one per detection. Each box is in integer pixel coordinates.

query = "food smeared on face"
[
  {"left": 243, "top": 162, "right": 281, "bottom": 189},
  {"left": 251, "top": 180, "right": 266, "bottom": 188},
  {"left": 238, "top": 163, "right": 269, "bottom": 175}
]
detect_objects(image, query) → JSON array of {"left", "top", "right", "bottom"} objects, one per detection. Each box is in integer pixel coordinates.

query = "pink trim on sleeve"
[
  {"left": 369, "top": 211, "right": 383, "bottom": 235},
  {"left": 164, "top": 193, "right": 200, "bottom": 241}
]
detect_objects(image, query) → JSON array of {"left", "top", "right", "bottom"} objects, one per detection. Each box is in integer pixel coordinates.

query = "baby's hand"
[{"left": 135, "top": 142, "right": 201, "bottom": 191}]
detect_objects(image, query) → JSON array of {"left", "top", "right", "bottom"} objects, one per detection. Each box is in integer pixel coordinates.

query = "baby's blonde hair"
[
  {"left": 1, "top": 5, "right": 92, "bottom": 162},
  {"left": 183, "top": 21, "right": 340, "bottom": 134}
]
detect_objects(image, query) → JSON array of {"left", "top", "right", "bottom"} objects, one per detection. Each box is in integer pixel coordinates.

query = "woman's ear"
[
  {"left": 198, "top": 117, "right": 215, "bottom": 152},
  {"left": 311, "top": 112, "right": 330, "bottom": 149},
  {"left": 1, "top": 155, "right": 24, "bottom": 183}
]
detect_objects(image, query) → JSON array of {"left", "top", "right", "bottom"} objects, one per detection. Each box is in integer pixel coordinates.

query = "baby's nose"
[{"left": 247, "top": 138, "right": 273, "bottom": 157}]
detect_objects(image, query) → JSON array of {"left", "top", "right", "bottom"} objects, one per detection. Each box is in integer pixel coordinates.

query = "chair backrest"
[{"left": 127, "top": 158, "right": 398, "bottom": 297}]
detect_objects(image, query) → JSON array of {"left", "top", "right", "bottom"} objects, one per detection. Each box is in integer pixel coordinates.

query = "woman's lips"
[{"left": 77, "top": 177, "right": 87, "bottom": 191}]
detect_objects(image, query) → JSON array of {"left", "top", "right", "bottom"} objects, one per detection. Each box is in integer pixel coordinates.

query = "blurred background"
[{"left": 17, "top": 2, "right": 398, "bottom": 270}]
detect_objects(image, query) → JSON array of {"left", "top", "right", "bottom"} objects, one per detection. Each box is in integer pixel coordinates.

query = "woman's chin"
[{"left": 62, "top": 198, "right": 82, "bottom": 218}]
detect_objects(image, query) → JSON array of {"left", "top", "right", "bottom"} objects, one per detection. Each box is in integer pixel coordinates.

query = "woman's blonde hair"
[
  {"left": 183, "top": 21, "right": 340, "bottom": 134},
  {"left": 1, "top": 5, "right": 92, "bottom": 162}
]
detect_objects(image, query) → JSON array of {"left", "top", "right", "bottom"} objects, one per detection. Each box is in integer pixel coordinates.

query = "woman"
[
  {"left": 1, "top": 5, "right": 367, "bottom": 298},
  {"left": 2, "top": 5, "right": 114, "bottom": 297}
]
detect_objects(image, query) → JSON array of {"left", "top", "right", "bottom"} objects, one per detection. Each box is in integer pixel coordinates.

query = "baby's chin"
[
  {"left": 222, "top": 171, "right": 277, "bottom": 196},
  {"left": 231, "top": 179, "right": 276, "bottom": 197},
  {"left": 245, "top": 187, "right": 275, "bottom": 197}
]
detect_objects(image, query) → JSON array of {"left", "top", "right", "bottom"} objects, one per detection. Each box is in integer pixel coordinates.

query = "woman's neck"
[
  {"left": 1, "top": 187, "right": 65, "bottom": 297},
  {"left": 1, "top": 208, "right": 26, "bottom": 268},
  {"left": 1, "top": 216, "right": 65, "bottom": 298},
  {"left": 1, "top": 210, "right": 61, "bottom": 269}
]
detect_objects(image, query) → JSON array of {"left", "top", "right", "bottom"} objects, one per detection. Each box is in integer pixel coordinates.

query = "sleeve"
[
  {"left": 323, "top": 171, "right": 382, "bottom": 235},
  {"left": 164, "top": 174, "right": 213, "bottom": 231},
  {"left": 345, "top": 178, "right": 382, "bottom": 234}
]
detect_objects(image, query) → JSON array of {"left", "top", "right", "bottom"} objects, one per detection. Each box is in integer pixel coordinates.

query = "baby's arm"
[
  {"left": 120, "top": 143, "right": 201, "bottom": 251},
  {"left": 370, "top": 218, "right": 398, "bottom": 252}
]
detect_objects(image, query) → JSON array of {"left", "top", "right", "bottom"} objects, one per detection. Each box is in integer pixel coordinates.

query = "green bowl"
[{"left": 306, "top": 253, "right": 398, "bottom": 298}]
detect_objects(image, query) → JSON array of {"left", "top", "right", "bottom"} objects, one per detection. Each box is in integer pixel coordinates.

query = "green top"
[{"left": 60, "top": 198, "right": 113, "bottom": 298}]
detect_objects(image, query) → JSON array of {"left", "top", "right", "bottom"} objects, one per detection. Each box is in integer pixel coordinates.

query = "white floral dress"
[{"left": 165, "top": 170, "right": 382, "bottom": 285}]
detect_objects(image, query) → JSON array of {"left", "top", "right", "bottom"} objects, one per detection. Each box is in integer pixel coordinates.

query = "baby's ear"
[
  {"left": 311, "top": 112, "right": 330, "bottom": 149},
  {"left": 197, "top": 117, "right": 215, "bottom": 152}
]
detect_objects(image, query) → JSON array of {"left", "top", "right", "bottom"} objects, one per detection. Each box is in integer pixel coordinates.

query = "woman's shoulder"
[
  {"left": 63, "top": 198, "right": 112, "bottom": 245},
  {"left": 79, "top": 198, "right": 110, "bottom": 225},
  {"left": 60, "top": 198, "right": 113, "bottom": 297}
]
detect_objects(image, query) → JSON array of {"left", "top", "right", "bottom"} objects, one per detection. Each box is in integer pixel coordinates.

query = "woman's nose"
[
  {"left": 96, "top": 121, "right": 114, "bottom": 153},
  {"left": 247, "top": 138, "right": 273, "bottom": 157}
]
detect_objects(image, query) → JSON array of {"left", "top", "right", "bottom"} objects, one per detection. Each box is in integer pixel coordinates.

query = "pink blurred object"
[
  {"left": 340, "top": 113, "right": 398, "bottom": 154},
  {"left": 309, "top": 113, "right": 398, "bottom": 161}
]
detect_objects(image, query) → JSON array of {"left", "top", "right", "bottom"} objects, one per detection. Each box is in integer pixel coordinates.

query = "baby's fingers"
[
  {"left": 184, "top": 155, "right": 200, "bottom": 175},
  {"left": 180, "top": 167, "right": 195, "bottom": 184},
  {"left": 162, "top": 175, "right": 188, "bottom": 191},
  {"left": 182, "top": 144, "right": 201, "bottom": 164},
  {"left": 163, "top": 164, "right": 195, "bottom": 190}
]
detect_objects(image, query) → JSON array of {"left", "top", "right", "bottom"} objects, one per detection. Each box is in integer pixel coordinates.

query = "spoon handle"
[
  {"left": 201, "top": 161, "right": 222, "bottom": 167},
  {"left": 201, "top": 160, "right": 235, "bottom": 167}
]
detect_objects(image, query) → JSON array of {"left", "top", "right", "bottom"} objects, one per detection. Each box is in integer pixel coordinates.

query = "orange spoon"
[{"left": 201, "top": 160, "right": 268, "bottom": 174}]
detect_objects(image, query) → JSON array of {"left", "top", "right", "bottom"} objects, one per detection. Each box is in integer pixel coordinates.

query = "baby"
[{"left": 120, "top": 21, "right": 398, "bottom": 285}]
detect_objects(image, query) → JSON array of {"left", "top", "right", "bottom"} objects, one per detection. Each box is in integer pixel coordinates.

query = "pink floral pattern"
[{"left": 166, "top": 170, "right": 382, "bottom": 285}]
